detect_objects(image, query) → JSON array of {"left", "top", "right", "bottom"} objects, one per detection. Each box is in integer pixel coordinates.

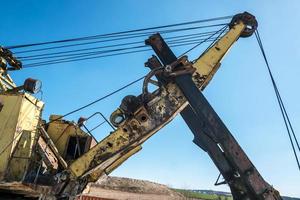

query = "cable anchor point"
[{"left": 229, "top": 12, "right": 258, "bottom": 37}]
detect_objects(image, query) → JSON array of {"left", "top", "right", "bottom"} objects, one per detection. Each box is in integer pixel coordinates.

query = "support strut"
[{"left": 145, "top": 29, "right": 281, "bottom": 200}]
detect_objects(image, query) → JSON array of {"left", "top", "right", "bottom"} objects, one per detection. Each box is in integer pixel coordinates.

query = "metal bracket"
[
  {"left": 0, "top": 47, "right": 22, "bottom": 70},
  {"left": 229, "top": 12, "right": 258, "bottom": 37},
  {"left": 214, "top": 173, "right": 227, "bottom": 186}
]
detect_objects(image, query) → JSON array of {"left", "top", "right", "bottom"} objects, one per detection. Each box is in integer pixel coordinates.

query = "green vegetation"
[
  {"left": 174, "top": 189, "right": 300, "bottom": 200},
  {"left": 282, "top": 197, "right": 300, "bottom": 200},
  {"left": 174, "top": 189, "right": 233, "bottom": 200}
]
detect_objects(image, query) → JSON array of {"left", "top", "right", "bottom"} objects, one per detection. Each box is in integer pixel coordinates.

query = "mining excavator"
[{"left": 0, "top": 12, "right": 283, "bottom": 200}]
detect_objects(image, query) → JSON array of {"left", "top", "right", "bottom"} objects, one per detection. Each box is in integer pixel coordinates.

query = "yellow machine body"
[
  {"left": 0, "top": 13, "right": 279, "bottom": 200},
  {"left": 46, "top": 115, "right": 96, "bottom": 162},
  {"left": 0, "top": 93, "right": 44, "bottom": 181}
]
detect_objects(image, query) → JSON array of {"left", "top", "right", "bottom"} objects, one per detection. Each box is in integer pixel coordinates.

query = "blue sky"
[{"left": 2, "top": 0, "right": 300, "bottom": 197}]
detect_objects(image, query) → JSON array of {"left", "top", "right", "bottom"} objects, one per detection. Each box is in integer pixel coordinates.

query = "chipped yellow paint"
[
  {"left": 193, "top": 22, "right": 245, "bottom": 89},
  {"left": 67, "top": 22, "right": 246, "bottom": 182},
  {"left": 86, "top": 145, "right": 142, "bottom": 182},
  {"left": 104, "top": 145, "right": 142, "bottom": 175},
  {"left": 69, "top": 127, "right": 130, "bottom": 178},
  {"left": 0, "top": 93, "right": 44, "bottom": 181},
  {"left": 46, "top": 116, "right": 90, "bottom": 159}
]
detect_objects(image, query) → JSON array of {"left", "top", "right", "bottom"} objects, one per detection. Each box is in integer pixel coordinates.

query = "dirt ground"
[{"left": 82, "top": 176, "right": 197, "bottom": 200}]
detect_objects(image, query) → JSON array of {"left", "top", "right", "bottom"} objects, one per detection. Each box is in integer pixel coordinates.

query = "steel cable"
[
  {"left": 23, "top": 39, "right": 218, "bottom": 68},
  {"left": 18, "top": 31, "right": 221, "bottom": 60},
  {"left": 14, "top": 24, "right": 226, "bottom": 55},
  {"left": 179, "top": 25, "right": 228, "bottom": 57},
  {"left": 6, "top": 16, "right": 232, "bottom": 50},
  {"left": 42, "top": 30, "right": 226, "bottom": 123},
  {"left": 46, "top": 76, "right": 145, "bottom": 125},
  {"left": 21, "top": 35, "right": 220, "bottom": 62},
  {"left": 255, "top": 30, "right": 300, "bottom": 171}
]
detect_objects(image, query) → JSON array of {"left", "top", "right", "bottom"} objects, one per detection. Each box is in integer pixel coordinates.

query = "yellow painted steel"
[
  {"left": 39, "top": 126, "right": 68, "bottom": 169},
  {"left": 104, "top": 145, "right": 142, "bottom": 175},
  {"left": 46, "top": 116, "right": 90, "bottom": 159},
  {"left": 88, "top": 145, "right": 142, "bottom": 182},
  {"left": 192, "top": 22, "right": 245, "bottom": 89},
  {"left": 0, "top": 93, "right": 44, "bottom": 181},
  {"left": 69, "top": 127, "right": 130, "bottom": 178},
  {"left": 0, "top": 20, "right": 247, "bottom": 197},
  {"left": 68, "top": 22, "right": 246, "bottom": 180}
]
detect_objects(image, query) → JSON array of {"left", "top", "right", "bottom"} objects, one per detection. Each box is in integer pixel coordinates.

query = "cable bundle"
[{"left": 4, "top": 16, "right": 232, "bottom": 68}]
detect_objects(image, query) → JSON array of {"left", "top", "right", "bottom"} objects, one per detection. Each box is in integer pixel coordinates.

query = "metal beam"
[
  {"left": 145, "top": 33, "right": 281, "bottom": 200},
  {"left": 145, "top": 35, "right": 240, "bottom": 195}
]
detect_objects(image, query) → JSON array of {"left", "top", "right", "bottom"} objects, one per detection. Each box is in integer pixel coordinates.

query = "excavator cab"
[{"left": 46, "top": 115, "right": 96, "bottom": 163}]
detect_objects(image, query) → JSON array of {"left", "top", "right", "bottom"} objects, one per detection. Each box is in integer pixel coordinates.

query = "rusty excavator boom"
[{"left": 0, "top": 12, "right": 282, "bottom": 200}]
